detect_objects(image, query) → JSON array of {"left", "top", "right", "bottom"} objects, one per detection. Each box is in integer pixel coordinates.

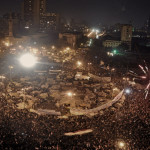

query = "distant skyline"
[{"left": 0, "top": 0, "right": 150, "bottom": 27}]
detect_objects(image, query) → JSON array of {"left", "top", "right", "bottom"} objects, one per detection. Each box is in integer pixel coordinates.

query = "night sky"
[{"left": 0, "top": 0, "right": 150, "bottom": 27}]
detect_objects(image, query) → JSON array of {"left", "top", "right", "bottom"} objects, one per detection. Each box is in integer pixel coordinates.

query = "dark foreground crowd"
[{"left": 0, "top": 94, "right": 149, "bottom": 150}]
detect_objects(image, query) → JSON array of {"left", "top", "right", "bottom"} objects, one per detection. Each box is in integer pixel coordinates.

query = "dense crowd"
[
  {"left": 0, "top": 50, "right": 149, "bottom": 150},
  {"left": 0, "top": 93, "right": 149, "bottom": 149}
]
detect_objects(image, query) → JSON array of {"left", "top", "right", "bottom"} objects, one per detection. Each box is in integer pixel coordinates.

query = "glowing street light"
[
  {"left": 9, "top": 65, "right": 14, "bottom": 80},
  {"left": 9, "top": 65, "right": 14, "bottom": 69},
  {"left": 67, "top": 92, "right": 76, "bottom": 97},
  {"left": 107, "top": 52, "right": 114, "bottom": 56},
  {"left": 113, "top": 49, "right": 117, "bottom": 54},
  {"left": 67, "top": 92, "right": 73, "bottom": 97},
  {"left": 115, "top": 140, "right": 126, "bottom": 150},
  {"left": 0, "top": 75, "right": 6, "bottom": 82},
  {"left": 88, "top": 62, "right": 92, "bottom": 65},
  {"left": 52, "top": 46, "right": 55, "bottom": 49},
  {"left": 66, "top": 47, "right": 70, "bottom": 50},
  {"left": 19, "top": 53, "right": 37, "bottom": 68},
  {"left": 124, "top": 88, "right": 132, "bottom": 94},
  {"left": 4, "top": 42, "right": 10, "bottom": 47},
  {"left": 25, "top": 26, "right": 29, "bottom": 29},
  {"left": 111, "top": 68, "right": 115, "bottom": 71},
  {"left": 118, "top": 141, "right": 125, "bottom": 149},
  {"left": 77, "top": 61, "right": 82, "bottom": 67}
]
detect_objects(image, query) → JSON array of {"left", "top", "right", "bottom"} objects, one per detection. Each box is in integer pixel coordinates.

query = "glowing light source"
[
  {"left": 25, "top": 26, "right": 29, "bottom": 29},
  {"left": 0, "top": 75, "right": 6, "bottom": 80},
  {"left": 77, "top": 61, "right": 82, "bottom": 67},
  {"left": 52, "top": 46, "right": 55, "bottom": 49},
  {"left": 111, "top": 68, "right": 115, "bottom": 71},
  {"left": 107, "top": 52, "right": 114, "bottom": 56},
  {"left": 19, "top": 53, "right": 37, "bottom": 68},
  {"left": 125, "top": 88, "right": 131, "bottom": 94},
  {"left": 66, "top": 47, "right": 70, "bottom": 50},
  {"left": 5, "top": 42, "right": 10, "bottom": 47},
  {"left": 118, "top": 141, "right": 125, "bottom": 148},
  {"left": 115, "top": 140, "right": 126, "bottom": 149},
  {"left": 67, "top": 92, "right": 76, "bottom": 97},
  {"left": 9, "top": 65, "right": 14, "bottom": 69},
  {"left": 0, "top": 75, "right": 6, "bottom": 82},
  {"left": 130, "top": 61, "right": 150, "bottom": 99},
  {"left": 113, "top": 50, "right": 117, "bottom": 54},
  {"left": 67, "top": 92, "right": 73, "bottom": 97}
]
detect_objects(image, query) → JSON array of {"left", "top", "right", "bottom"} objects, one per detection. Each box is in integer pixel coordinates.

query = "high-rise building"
[
  {"left": 39, "top": 13, "right": 60, "bottom": 32},
  {"left": 121, "top": 24, "right": 132, "bottom": 50},
  {"left": 121, "top": 24, "right": 132, "bottom": 42},
  {"left": 34, "top": 0, "right": 46, "bottom": 27},
  {"left": 145, "top": 16, "right": 150, "bottom": 33},
  {"left": 22, "top": 0, "right": 46, "bottom": 28}
]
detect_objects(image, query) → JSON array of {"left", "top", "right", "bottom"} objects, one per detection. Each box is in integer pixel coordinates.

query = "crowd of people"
[
  {"left": 0, "top": 48, "right": 149, "bottom": 149},
  {"left": 0, "top": 96, "right": 149, "bottom": 149}
]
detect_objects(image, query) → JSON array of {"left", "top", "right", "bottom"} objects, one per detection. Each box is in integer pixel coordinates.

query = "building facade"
[
  {"left": 121, "top": 24, "right": 132, "bottom": 50},
  {"left": 39, "top": 13, "right": 59, "bottom": 32},
  {"left": 59, "top": 32, "right": 82, "bottom": 48},
  {"left": 145, "top": 16, "right": 150, "bottom": 33},
  {"left": 22, "top": 0, "right": 46, "bottom": 28},
  {"left": 103, "top": 40, "right": 121, "bottom": 48}
]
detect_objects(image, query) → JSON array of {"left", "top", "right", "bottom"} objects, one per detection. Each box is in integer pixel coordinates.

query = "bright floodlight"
[
  {"left": 125, "top": 88, "right": 131, "bottom": 94},
  {"left": 118, "top": 141, "right": 125, "bottom": 148},
  {"left": 77, "top": 61, "right": 82, "bottom": 67},
  {"left": 67, "top": 92, "right": 73, "bottom": 97},
  {"left": 19, "top": 53, "right": 37, "bottom": 68}
]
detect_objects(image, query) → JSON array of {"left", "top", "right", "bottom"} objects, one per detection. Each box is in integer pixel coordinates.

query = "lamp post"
[
  {"left": 77, "top": 61, "right": 82, "bottom": 70},
  {"left": 124, "top": 87, "right": 132, "bottom": 107},
  {"left": 118, "top": 141, "right": 126, "bottom": 150},
  {"left": 0, "top": 75, "right": 6, "bottom": 82},
  {"left": 67, "top": 92, "right": 76, "bottom": 107},
  {"left": 9, "top": 65, "right": 13, "bottom": 81},
  {"left": 77, "top": 61, "right": 82, "bottom": 67},
  {"left": 111, "top": 68, "right": 115, "bottom": 81},
  {"left": 88, "top": 62, "right": 92, "bottom": 72},
  {"left": 67, "top": 92, "right": 76, "bottom": 99},
  {"left": 115, "top": 140, "right": 127, "bottom": 150},
  {"left": 22, "top": 88, "right": 26, "bottom": 109}
]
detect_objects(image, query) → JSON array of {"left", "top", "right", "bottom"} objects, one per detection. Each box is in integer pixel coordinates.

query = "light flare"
[
  {"left": 19, "top": 53, "right": 37, "bottom": 68},
  {"left": 130, "top": 61, "right": 150, "bottom": 99},
  {"left": 139, "top": 65, "right": 147, "bottom": 75}
]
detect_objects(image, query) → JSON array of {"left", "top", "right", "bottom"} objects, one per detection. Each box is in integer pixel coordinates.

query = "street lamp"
[
  {"left": 77, "top": 61, "right": 82, "bottom": 67},
  {"left": 0, "top": 75, "right": 6, "bottom": 82},
  {"left": 88, "top": 62, "right": 92, "bottom": 72},
  {"left": 22, "top": 88, "right": 26, "bottom": 109},
  {"left": 118, "top": 141, "right": 125, "bottom": 148},
  {"left": 113, "top": 49, "right": 117, "bottom": 55},
  {"left": 111, "top": 68, "right": 115, "bottom": 81},
  {"left": 66, "top": 92, "right": 76, "bottom": 107},
  {"left": 111, "top": 68, "right": 115, "bottom": 71},
  {"left": 124, "top": 88, "right": 132, "bottom": 94},
  {"left": 67, "top": 92, "right": 76, "bottom": 98},
  {"left": 118, "top": 141, "right": 125, "bottom": 149},
  {"left": 19, "top": 53, "right": 37, "bottom": 68},
  {"left": 115, "top": 140, "right": 126, "bottom": 150},
  {"left": 52, "top": 46, "right": 55, "bottom": 50},
  {"left": 67, "top": 92, "right": 73, "bottom": 97},
  {"left": 9, "top": 65, "right": 13, "bottom": 80},
  {"left": 66, "top": 47, "right": 70, "bottom": 51},
  {"left": 22, "top": 87, "right": 30, "bottom": 109}
]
